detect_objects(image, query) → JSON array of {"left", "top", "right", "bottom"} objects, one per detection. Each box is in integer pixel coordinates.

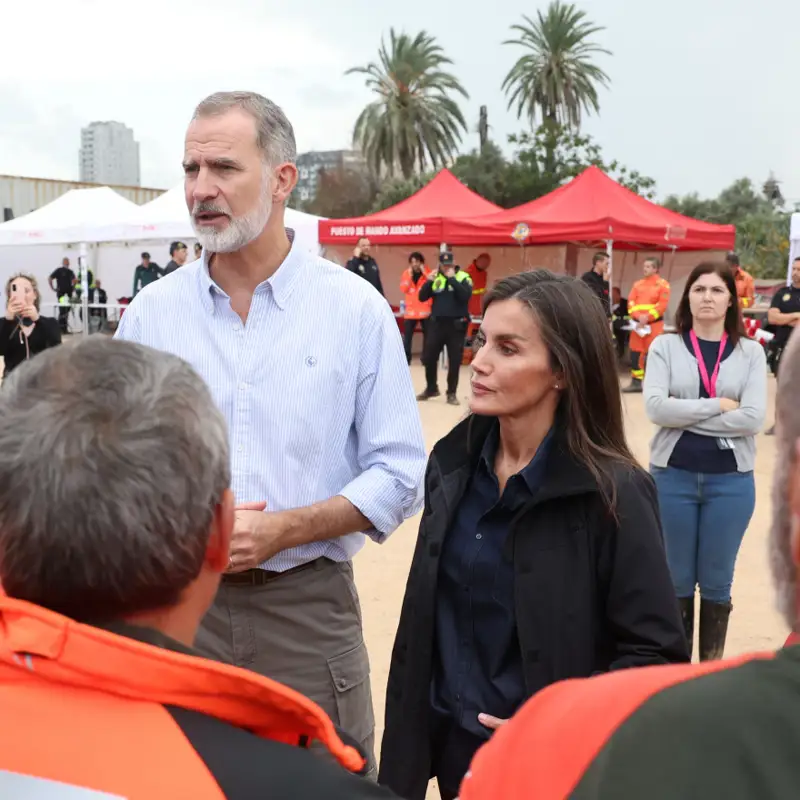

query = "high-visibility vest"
[
  {"left": 628, "top": 274, "right": 670, "bottom": 322},
  {"left": 400, "top": 266, "right": 433, "bottom": 319},
  {"left": 0, "top": 595, "right": 365, "bottom": 796},
  {"left": 466, "top": 263, "right": 488, "bottom": 316},
  {"left": 432, "top": 269, "right": 472, "bottom": 293},
  {"left": 735, "top": 267, "right": 755, "bottom": 309}
]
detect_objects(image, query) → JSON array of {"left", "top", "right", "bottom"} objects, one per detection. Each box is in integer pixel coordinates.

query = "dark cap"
[
  {"left": 725, "top": 251, "right": 740, "bottom": 266},
  {"left": 141, "top": 252, "right": 151, "bottom": 260},
  {"left": 439, "top": 251, "right": 454, "bottom": 266},
  {"left": 170, "top": 241, "right": 187, "bottom": 256}
]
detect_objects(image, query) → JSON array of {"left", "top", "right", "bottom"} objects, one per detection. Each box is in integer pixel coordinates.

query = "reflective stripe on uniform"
[{"left": 631, "top": 368, "right": 645, "bottom": 379}]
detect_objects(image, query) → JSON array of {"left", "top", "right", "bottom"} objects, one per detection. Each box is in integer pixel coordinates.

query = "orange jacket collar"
[{"left": 0, "top": 595, "right": 364, "bottom": 773}]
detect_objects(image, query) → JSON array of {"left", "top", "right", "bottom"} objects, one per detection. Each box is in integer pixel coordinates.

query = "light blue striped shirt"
[{"left": 115, "top": 231, "right": 426, "bottom": 571}]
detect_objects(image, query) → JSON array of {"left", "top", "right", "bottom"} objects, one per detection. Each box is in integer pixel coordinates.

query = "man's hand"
[
  {"left": 353, "top": 246, "right": 361, "bottom": 259},
  {"left": 478, "top": 713, "right": 508, "bottom": 731},
  {"left": 227, "top": 501, "right": 292, "bottom": 572},
  {"left": 444, "top": 267, "right": 456, "bottom": 279},
  {"left": 638, "top": 314, "right": 650, "bottom": 325}
]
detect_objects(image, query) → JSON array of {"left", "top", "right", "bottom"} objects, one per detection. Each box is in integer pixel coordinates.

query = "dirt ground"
[{"left": 357, "top": 364, "right": 786, "bottom": 797}]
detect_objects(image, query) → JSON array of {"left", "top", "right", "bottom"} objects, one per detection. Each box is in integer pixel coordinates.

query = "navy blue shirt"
[
  {"left": 432, "top": 423, "right": 553, "bottom": 741},
  {"left": 668, "top": 332, "right": 737, "bottom": 474}
]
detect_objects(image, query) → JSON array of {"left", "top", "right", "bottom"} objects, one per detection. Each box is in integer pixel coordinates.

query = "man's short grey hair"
[
  {"left": 0, "top": 337, "right": 230, "bottom": 622},
  {"left": 193, "top": 91, "right": 297, "bottom": 167},
  {"left": 770, "top": 329, "right": 800, "bottom": 629}
]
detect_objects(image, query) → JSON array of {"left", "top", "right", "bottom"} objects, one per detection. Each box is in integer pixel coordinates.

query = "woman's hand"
[
  {"left": 22, "top": 305, "right": 39, "bottom": 323},
  {"left": 478, "top": 713, "right": 508, "bottom": 731},
  {"left": 720, "top": 398, "right": 740, "bottom": 413},
  {"left": 5, "top": 299, "right": 22, "bottom": 321}
]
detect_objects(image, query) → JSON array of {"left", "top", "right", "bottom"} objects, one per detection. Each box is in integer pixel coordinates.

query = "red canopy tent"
[
  {"left": 444, "top": 166, "right": 736, "bottom": 251},
  {"left": 318, "top": 168, "right": 502, "bottom": 246}
]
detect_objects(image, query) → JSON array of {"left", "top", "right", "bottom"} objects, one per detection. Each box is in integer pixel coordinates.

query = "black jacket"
[
  {"left": 0, "top": 316, "right": 61, "bottom": 376},
  {"left": 346, "top": 256, "right": 384, "bottom": 296},
  {"left": 379, "top": 415, "right": 687, "bottom": 800},
  {"left": 581, "top": 270, "right": 610, "bottom": 316}
]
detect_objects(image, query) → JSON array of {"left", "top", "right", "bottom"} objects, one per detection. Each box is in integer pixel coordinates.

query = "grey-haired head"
[{"left": 0, "top": 337, "right": 230, "bottom": 623}]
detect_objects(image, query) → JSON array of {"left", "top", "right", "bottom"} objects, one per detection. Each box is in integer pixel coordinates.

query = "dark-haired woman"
[
  {"left": 379, "top": 270, "right": 688, "bottom": 800},
  {"left": 645, "top": 262, "right": 766, "bottom": 662}
]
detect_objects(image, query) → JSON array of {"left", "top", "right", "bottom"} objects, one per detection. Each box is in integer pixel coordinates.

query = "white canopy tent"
[
  {"left": 0, "top": 187, "right": 142, "bottom": 246},
  {"left": 0, "top": 187, "right": 146, "bottom": 334},
  {"left": 126, "top": 184, "right": 325, "bottom": 256},
  {"left": 789, "top": 213, "right": 800, "bottom": 282}
]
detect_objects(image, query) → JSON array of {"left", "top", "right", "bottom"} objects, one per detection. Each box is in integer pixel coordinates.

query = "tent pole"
[
  {"left": 606, "top": 239, "right": 614, "bottom": 315},
  {"left": 79, "top": 242, "right": 89, "bottom": 338}
]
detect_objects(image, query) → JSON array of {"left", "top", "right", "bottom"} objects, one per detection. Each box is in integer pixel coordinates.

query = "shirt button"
[
  {"left": 476, "top": 533, "right": 483, "bottom": 540},
  {"left": 232, "top": 323, "right": 239, "bottom": 330},
  {"left": 239, "top": 382, "right": 247, "bottom": 390},
  {"left": 237, "top": 445, "right": 243, "bottom": 453}
]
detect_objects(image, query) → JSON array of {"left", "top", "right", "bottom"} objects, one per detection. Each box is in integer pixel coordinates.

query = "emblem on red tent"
[{"left": 512, "top": 223, "right": 530, "bottom": 243}]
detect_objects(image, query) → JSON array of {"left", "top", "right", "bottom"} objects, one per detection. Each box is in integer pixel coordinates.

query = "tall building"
[
  {"left": 295, "top": 150, "right": 365, "bottom": 203},
  {"left": 79, "top": 122, "right": 141, "bottom": 187}
]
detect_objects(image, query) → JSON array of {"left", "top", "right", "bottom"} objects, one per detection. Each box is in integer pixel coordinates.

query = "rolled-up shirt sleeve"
[{"left": 339, "top": 299, "right": 426, "bottom": 541}]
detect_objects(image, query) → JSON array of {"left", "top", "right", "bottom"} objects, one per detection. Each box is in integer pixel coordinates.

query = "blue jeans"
[{"left": 650, "top": 466, "right": 755, "bottom": 603}]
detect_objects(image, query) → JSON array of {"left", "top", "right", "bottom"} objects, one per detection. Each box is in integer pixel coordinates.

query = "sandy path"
[{"left": 355, "top": 365, "right": 786, "bottom": 797}]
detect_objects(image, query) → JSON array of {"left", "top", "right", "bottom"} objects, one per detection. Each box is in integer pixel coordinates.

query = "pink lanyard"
[{"left": 689, "top": 330, "right": 728, "bottom": 398}]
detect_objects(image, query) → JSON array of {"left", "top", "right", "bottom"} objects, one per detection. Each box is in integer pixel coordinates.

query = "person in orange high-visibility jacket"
[
  {"left": 465, "top": 253, "right": 491, "bottom": 318},
  {"left": 623, "top": 257, "right": 670, "bottom": 393},
  {"left": 400, "top": 251, "right": 433, "bottom": 364},
  {"left": 726, "top": 252, "right": 755, "bottom": 310}
]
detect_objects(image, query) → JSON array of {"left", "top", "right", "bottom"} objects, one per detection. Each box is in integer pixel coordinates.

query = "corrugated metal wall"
[{"left": 0, "top": 175, "right": 165, "bottom": 219}]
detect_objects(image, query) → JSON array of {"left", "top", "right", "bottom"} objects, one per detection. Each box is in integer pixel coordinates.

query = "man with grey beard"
[
  {"left": 114, "top": 91, "right": 426, "bottom": 779},
  {"left": 458, "top": 327, "right": 800, "bottom": 800}
]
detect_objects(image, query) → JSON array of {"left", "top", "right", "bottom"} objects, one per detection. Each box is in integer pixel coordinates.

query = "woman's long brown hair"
[
  {"left": 482, "top": 269, "right": 637, "bottom": 513},
  {"left": 673, "top": 261, "right": 746, "bottom": 345}
]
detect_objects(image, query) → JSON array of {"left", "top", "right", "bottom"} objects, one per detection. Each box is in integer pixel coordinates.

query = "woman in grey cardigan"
[{"left": 644, "top": 262, "right": 766, "bottom": 662}]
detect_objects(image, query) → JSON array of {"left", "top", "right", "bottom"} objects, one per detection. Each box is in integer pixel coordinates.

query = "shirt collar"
[
  {"left": 479, "top": 421, "right": 555, "bottom": 495},
  {"left": 197, "top": 227, "right": 303, "bottom": 314}
]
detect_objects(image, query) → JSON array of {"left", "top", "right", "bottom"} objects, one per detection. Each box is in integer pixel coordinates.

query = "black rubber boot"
[
  {"left": 678, "top": 595, "right": 695, "bottom": 660},
  {"left": 623, "top": 378, "right": 643, "bottom": 393},
  {"left": 699, "top": 599, "right": 732, "bottom": 661}
]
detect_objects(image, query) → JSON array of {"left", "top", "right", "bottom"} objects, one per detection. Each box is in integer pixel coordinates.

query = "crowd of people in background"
[{"left": 2, "top": 89, "right": 800, "bottom": 800}]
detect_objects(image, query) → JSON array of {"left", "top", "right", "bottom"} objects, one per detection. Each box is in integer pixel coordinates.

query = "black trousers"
[
  {"left": 423, "top": 317, "right": 466, "bottom": 395},
  {"left": 57, "top": 294, "right": 71, "bottom": 333},
  {"left": 403, "top": 317, "right": 428, "bottom": 364}
]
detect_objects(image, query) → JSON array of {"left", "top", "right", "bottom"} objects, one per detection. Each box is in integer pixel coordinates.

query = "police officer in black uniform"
[{"left": 765, "top": 256, "right": 800, "bottom": 433}]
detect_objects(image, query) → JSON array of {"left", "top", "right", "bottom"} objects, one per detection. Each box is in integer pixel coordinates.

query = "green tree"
[
  {"left": 347, "top": 29, "right": 468, "bottom": 180},
  {"left": 503, "top": 124, "right": 655, "bottom": 207},
  {"left": 304, "top": 167, "right": 377, "bottom": 218},
  {"left": 664, "top": 177, "right": 791, "bottom": 278},
  {"left": 368, "top": 126, "right": 654, "bottom": 211},
  {"left": 502, "top": 1, "right": 610, "bottom": 174}
]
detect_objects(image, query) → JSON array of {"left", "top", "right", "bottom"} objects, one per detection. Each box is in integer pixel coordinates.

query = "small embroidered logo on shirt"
[{"left": 306, "top": 356, "right": 317, "bottom": 367}]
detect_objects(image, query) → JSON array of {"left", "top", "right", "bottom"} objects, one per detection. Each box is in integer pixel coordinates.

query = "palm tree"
[
  {"left": 347, "top": 30, "right": 468, "bottom": 180},
  {"left": 502, "top": 2, "right": 611, "bottom": 130}
]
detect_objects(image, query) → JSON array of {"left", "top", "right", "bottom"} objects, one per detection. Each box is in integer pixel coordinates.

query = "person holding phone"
[
  {"left": 1, "top": 274, "right": 61, "bottom": 377},
  {"left": 644, "top": 262, "right": 766, "bottom": 662}
]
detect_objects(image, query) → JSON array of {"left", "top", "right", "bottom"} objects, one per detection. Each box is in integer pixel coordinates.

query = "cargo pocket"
[{"left": 327, "top": 639, "right": 375, "bottom": 747}]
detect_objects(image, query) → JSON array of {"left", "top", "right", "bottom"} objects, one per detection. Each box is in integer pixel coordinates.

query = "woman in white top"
[{"left": 644, "top": 262, "right": 766, "bottom": 661}]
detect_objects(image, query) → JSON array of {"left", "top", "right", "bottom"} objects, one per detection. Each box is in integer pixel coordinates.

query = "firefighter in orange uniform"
[
  {"left": 623, "top": 257, "right": 670, "bottom": 393},
  {"left": 400, "top": 251, "right": 433, "bottom": 364},
  {"left": 465, "top": 253, "right": 491, "bottom": 318},
  {"left": 726, "top": 251, "right": 755, "bottom": 310}
]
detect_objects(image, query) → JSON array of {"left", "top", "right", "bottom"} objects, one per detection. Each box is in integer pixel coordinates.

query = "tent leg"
[
  {"left": 79, "top": 242, "right": 90, "bottom": 338},
  {"left": 606, "top": 240, "right": 614, "bottom": 316}
]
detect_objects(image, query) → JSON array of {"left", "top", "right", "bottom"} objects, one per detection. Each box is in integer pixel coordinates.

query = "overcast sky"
[{"left": 2, "top": 0, "right": 797, "bottom": 203}]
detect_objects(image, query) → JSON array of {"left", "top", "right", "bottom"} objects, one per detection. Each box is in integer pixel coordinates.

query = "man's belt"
[{"left": 222, "top": 557, "right": 323, "bottom": 586}]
